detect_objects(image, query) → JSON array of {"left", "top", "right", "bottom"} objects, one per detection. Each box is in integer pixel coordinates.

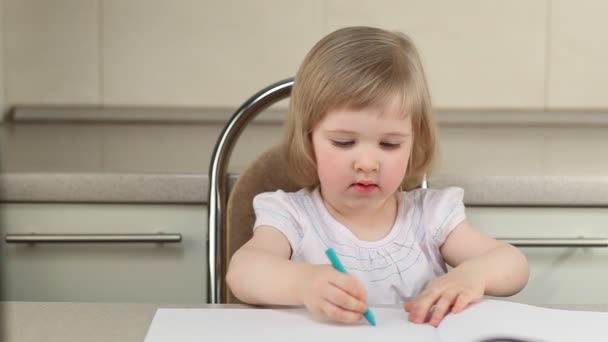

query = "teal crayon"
[{"left": 325, "top": 248, "right": 377, "bottom": 326}]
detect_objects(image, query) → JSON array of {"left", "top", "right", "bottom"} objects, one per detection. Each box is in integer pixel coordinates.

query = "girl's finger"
[
  {"left": 452, "top": 291, "right": 476, "bottom": 313},
  {"left": 322, "top": 283, "right": 367, "bottom": 313},
  {"left": 327, "top": 271, "right": 367, "bottom": 301},
  {"left": 407, "top": 288, "right": 441, "bottom": 323},
  {"left": 429, "top": 291, "right": 458, "bottom": 327},
  {"left": 320, "top": 299, "right": 363, "bottom": 323}
]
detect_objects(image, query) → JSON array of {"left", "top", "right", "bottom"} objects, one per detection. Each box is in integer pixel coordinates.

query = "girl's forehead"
[
  {"left": 317, "top": 106, "right": 412, "bottom": 133},
  {"left": 323, "top": 100, "right": 412, "bottom": 122},
  {"left": 327, "top": 91, "right": 412, "bottom": 119}
]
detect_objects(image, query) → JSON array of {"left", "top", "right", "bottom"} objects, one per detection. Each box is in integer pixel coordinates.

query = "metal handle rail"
[
  {"left": 499, "top": 237, "right": 608, "bottom": 248},
  {"left": 5, "top": 233, "right": 182, "bottom": 243},
  {"left": 207, "top": 78, "right": 294, "bottom": 304}
]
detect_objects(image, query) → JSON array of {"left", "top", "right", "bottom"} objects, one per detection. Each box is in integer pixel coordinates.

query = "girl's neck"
[{"left": 321, "top": 191, "right": 399, "bottom": 241}]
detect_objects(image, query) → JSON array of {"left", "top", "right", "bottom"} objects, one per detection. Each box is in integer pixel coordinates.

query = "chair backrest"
[
  {"left": 225, "top": 144, "right": 301, "bottom": 303},
  {"left": 207, "top": 78, "right": 294, "bottom": 304}
]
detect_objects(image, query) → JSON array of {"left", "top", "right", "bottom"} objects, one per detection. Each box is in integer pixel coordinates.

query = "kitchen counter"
[{"left": 2, "top": 118, "right": 608, "bottom": 205}]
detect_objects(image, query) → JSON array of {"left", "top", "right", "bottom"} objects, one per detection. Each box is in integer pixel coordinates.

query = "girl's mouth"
[{"left": 351, "top": 183, "right": 377, "bottom": 194}]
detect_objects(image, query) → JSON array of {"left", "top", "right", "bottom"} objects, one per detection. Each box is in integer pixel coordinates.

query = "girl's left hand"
[{"left": 403, "top": 266, "right": 485, "bottom": 327}]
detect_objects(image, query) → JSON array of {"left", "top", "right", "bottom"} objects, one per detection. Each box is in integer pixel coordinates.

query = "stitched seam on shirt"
[
  {"left": 290, "top": 191, "right": 334, "bottom": 258},
  {"left": 342, "top": 191, "right": 421, "bottom": 259},
  {"left": 301, "top": 194, "right": 332, "bottom": 249},
  {"left": 276, "top": 190, "right": 430, "bottom": 281},
  {"left": 374, "top": 190, "right": 425, "bottom": 275},
  {"left": 255, "top": 207, "right": 302, "bottom": 239},
  {"left": 303, "top": 191, "right": 425, "bottom": 276},
  {"left": 369, "top": 191, "right": 441, "bottom": 282},
  {"left": 432, "top": 205, "right": 459, "bottom": 242},
  {"left": 400, "top": 190, "right": 425, "bottom": 263},
  {"left": 330, "top": 192, "right": 421, "bottom": 261},
  {"left": 255, "top": 206, "right": 295, "bottom": 225},
  {"left": 346, "top": 248, "right": 423, "bottom": 272},
  {"left": 370, "top": 250, "right": 423, "bottom": 282}
]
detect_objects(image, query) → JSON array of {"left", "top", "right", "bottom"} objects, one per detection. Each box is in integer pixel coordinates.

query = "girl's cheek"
[{"left": 317, "top": 148, "right": 340, "bottom": 167}]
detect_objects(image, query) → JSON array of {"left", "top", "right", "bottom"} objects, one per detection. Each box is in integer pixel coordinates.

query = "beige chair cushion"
[{"left": 225, "top": 144, "right": 301, "bottom": 303}]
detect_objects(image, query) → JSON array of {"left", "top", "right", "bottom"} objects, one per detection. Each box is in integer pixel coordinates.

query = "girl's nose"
[{"left": 354, "top": 156, "right": 379, "bottom": 173}]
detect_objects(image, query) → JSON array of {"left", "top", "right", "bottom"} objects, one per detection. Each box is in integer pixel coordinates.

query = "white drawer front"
[
  {"left": 1, "top": 203, "right": 207, "bottom": 303},
  {"left": 467, "top": 207, "right": 608, "bottom": 305}
]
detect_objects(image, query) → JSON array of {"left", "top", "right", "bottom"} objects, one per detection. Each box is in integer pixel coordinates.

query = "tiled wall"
[{"left": 2, "top": 0, "right": 607, "bottom": 115}]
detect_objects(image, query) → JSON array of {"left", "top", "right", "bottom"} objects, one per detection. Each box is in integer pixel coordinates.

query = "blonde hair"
[{"left": 284, "top": 26, "right": 438, "bottom": 190}]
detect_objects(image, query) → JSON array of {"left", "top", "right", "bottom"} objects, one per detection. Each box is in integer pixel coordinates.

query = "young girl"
[{"left": 226, "top": 26, "right": 529, "bottom": 327}]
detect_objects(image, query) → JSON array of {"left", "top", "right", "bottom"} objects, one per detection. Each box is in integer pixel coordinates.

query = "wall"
[{"left": 2, "top": 0, "right": 607, "bottom": 114}]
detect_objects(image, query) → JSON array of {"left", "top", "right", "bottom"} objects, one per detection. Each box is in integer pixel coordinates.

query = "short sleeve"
[
  {"left": 420, "top": 187, "right": 466, "bottom": 246},
  {"left": 253, "top": 190, "right": 304, "bottom": 252}
]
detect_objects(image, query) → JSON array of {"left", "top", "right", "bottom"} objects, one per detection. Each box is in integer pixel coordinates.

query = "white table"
[{"left": 4, "top": 301, "right": 608, "bottom": 342}]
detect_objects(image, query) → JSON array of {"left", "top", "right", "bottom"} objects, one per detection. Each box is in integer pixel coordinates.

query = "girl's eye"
[
  {"left": 380, "top": 142, "right": 401, "bottom": 149},
  {"left": 331, "top": 140, "right": 354, "bottom": 147}
]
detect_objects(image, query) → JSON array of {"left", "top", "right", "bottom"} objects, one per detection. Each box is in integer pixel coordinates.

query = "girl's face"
[{"left": 311, "top": 96, "right": 412, "bottom": 212}]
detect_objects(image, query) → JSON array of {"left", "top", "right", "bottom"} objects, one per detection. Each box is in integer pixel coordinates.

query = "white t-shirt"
[{"left": 252, "top": 187, "right": 466, "bottom": 305}]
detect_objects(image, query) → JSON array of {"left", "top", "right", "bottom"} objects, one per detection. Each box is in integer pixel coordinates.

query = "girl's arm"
[
  {"left": 226, "top": 226, "right": 368, "bottom": 322},
  {"left": 226, "top": 226, "right": 306, "bottom": 305},
  {"left": 441, "top": 221, "right": 530, "bottom": 296},
  {"left": 404, "top": 220, "right": 530, "bottom": 326}
]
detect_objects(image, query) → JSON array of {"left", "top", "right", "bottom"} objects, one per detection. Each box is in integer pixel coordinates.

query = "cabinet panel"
[
  {"left": 549, "top": 0, "right": 608, "bottom": 108},
  {"left": 0, "top": 0, "right": 4, "bottom": 119},
  {"left": 102, "top": 0, "right": 323, "bottom": 107},
  {"left": 467, "top": 206, "right": 608, "bottom": 304},
  {"left": 1, "top": 203, "right": 207, "bottom": 303},
  {"left": 327, "top": 0, "right": 547, "bottom": 109},
  {"left": 4, "top": 0, "right": 99, "bottom": 104}
]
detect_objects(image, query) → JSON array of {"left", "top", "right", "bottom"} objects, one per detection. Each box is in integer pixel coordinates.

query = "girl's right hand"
[{"left": 295, "top": 264, "right": 368, "bottom": 323}]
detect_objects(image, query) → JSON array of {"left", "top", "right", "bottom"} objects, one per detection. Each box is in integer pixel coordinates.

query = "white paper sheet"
[
  {"left": 145, "top": 307, "right": 438, "bottom": 342},
  {"left": 145, "top": 300, "right": 608, "bottom": 342},
  {"left": 439, "top": 300, "right": 608, "bottom": 342}
]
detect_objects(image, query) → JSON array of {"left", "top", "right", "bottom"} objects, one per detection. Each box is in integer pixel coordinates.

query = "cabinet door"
[
  {"left": 326, "top": 1, "right": 546, "bottom": 109},
  {"left": 467, "top": 207, "right": 608, "bottom": 305},
  {"left": 548, "top": 0, "right": 608, "bottom": 108},
  {"left": 1, "top": 203, "right": 207, "bottom": 303}
]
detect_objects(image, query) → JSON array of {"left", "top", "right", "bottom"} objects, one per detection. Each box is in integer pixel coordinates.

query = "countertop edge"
[
  {"left": 0, "top": 173, "right": 209, "bottom": 204},
  {"left": 3, "top": 173, "right": 608, "bottom": 206},
  {"left": 430, "top": 176, "right": 608, "bottom": 207}
]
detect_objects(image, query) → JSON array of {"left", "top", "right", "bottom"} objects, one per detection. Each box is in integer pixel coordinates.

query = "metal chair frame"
[{"left": 207, "top": 78, "right": 294, "bottom": 304}]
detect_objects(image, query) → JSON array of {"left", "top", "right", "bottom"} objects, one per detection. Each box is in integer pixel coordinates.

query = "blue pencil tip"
[{"left": 364, "top": 310, "right": 376, "bottom": 326}]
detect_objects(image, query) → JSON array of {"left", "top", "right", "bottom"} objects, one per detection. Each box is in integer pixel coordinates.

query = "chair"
[{"left": 207, "top": 78, "right": 295, "bottom": 303}]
